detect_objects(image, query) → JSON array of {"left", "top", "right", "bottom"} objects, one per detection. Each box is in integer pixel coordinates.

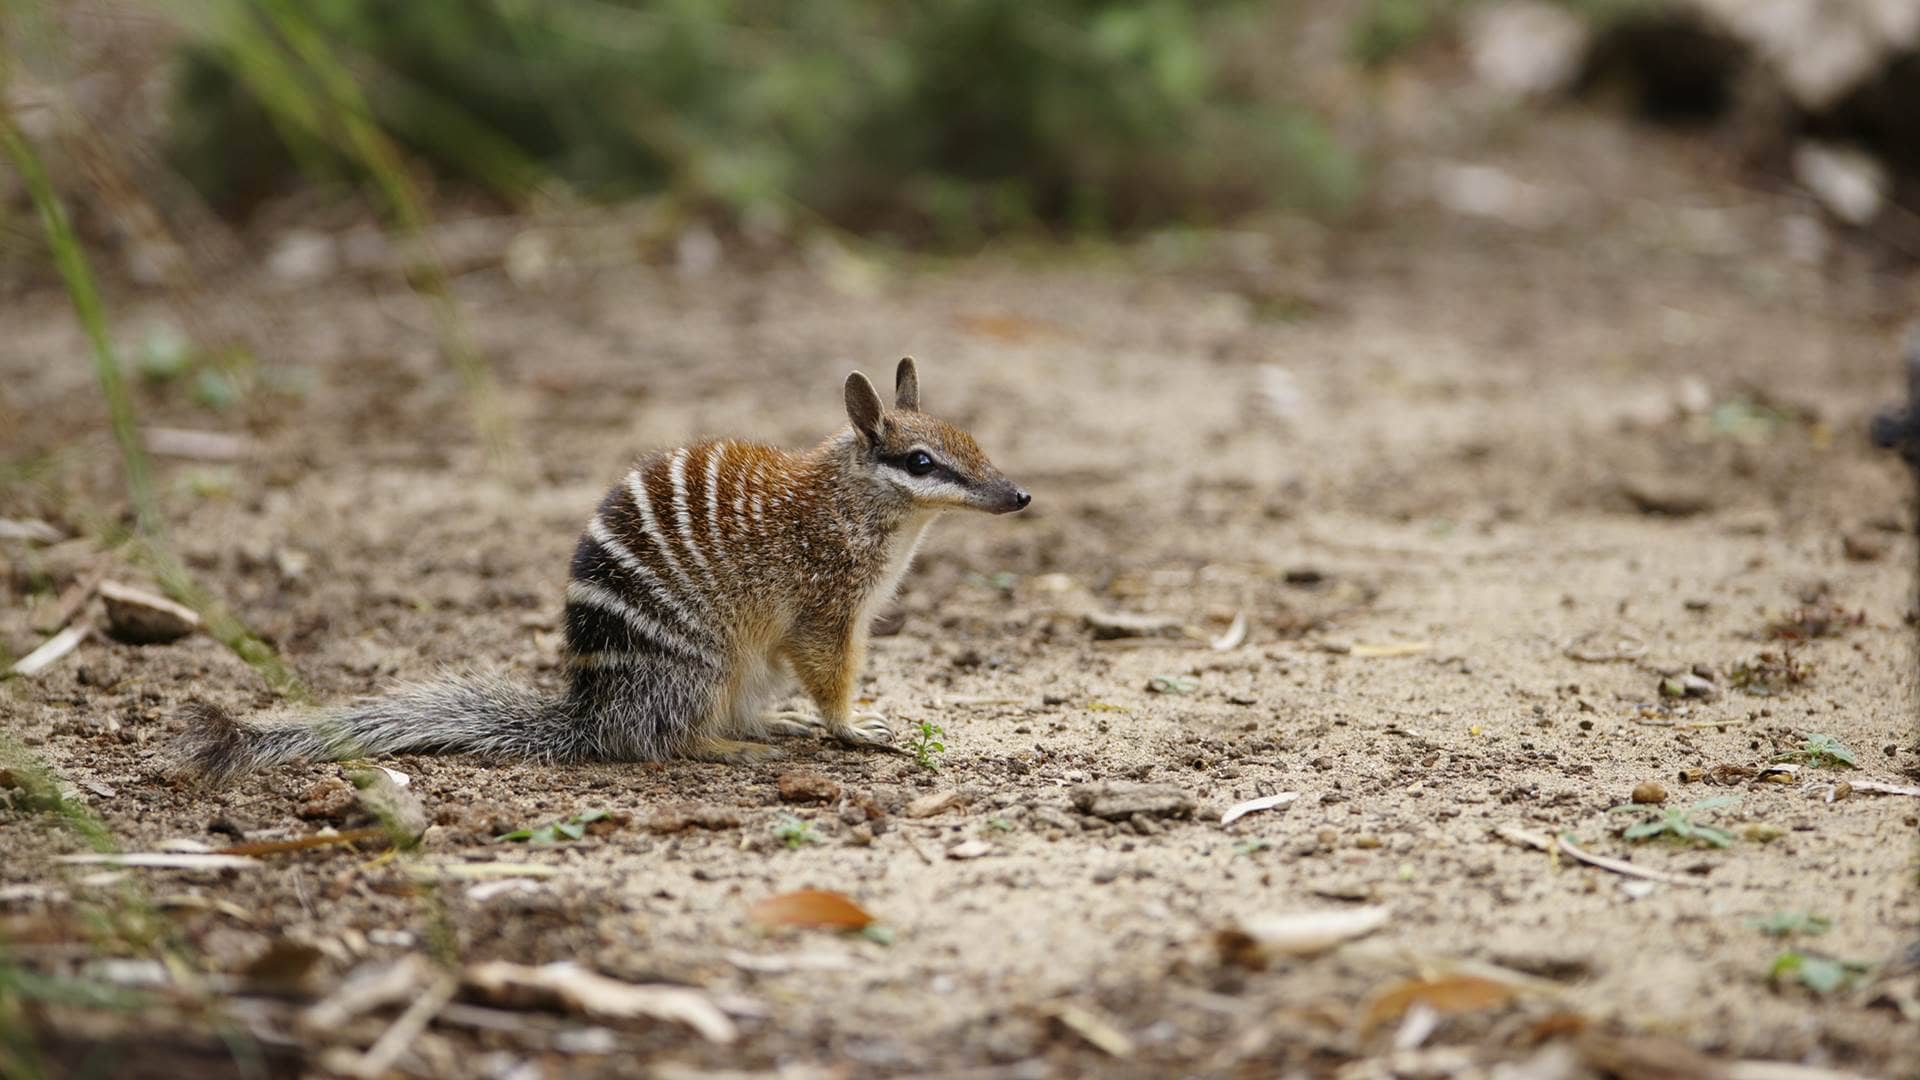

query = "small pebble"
[
  {"left": 1679, "top": 673, "right": 1719, "bottom": 700},
  {"left": 1631, "top": 782, "right": 1667, "bottom": 805}
]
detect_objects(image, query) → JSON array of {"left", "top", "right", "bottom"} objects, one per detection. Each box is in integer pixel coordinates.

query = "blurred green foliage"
[{"left": 167, "top": 0, "right": 1358, "bottom": 239}]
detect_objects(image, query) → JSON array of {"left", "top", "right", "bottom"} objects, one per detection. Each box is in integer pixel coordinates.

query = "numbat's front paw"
[
  {"left": 844, "top": 711, "right": 896, "bottom": 745},
  {"left": 766, "top": 709, "right": 828, "bottom": 739}
]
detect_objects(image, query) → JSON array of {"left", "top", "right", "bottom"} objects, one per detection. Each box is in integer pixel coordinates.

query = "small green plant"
[
  {"left": 774, "top": 814, "right": 822, "bottom": 849},
  {"left": 1146, "top": 674, "right": 1198, "bottom": 695},
  {"left": 1608, "top": 796, "right": 1739, "bottom": 848},
  {"left": 985, "top": 817, "right": 1014, "bottom": 833},
  {"left": 1751, "top": 911, "right": 1832, "bottom": 938},
  {"left": 497, "top": 809, "right": 610, "bottom": 844},
  {"left": 907, "top": 720, "right": 947, "bottom": 772},
  {"left": 1233, "top": 839, "right": 1271, "bottom": 857},
  {"left": 966, "top": 571, "right": 1018, "bottom": 593},
  {"left": 1770, "top": 951, "right": 1869, "bottom": 995},
  {"left": 1349, "top": 0, "right": 1455, "bottom": 68},
  {"left": 1774, "top": 733, "right": 1858, "bottom": 770}
]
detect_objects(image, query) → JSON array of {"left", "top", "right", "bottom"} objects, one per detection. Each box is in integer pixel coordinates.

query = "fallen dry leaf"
[
  {"left": 1849, "top": 780, "right": 1920, "bottom": 797},
  {"left": 1361, "top": 973, "right": 1519, "bottom": 1034},
  {"left": 98, "top": 580, "right": 200, "bottom": 644},
  {"left": 465, "top": 960, "right": 736, "bottom": 1043},
  {"left": 1210, "top": 611, "right": 1249, "bottom": 651},
  {"left": 954, "top": 312, "right": 1067, "bottom": 343},
  {"left": 1494, "top": 825, "right": 1701, "bottom": 888},
  {"left": 54, "top": 852, "right": 260, "bottom": 871},
  {"left": 10, "top": 623, "right": 89, "bottom": 677},
  {"left": 1084, "top": 610, "right": 1184, "bottom": 641},
  {"left": 1220, "top": 792, "right": 1299, "bottom": 825},
  {"left": 303, "top": 956, "right": 434, "bottom": 1032},
  {"left": 217, "top": 827, "right": 391, "bottom": 857},
  {"left": 1349, "top": 641, "right": 1432, "bottom": 658},
  {"left": 905, "top": 790, "right": 963, "bottom": 818},
  {"left": 1043, "top": 1002, "right": 1135, "bottom": 1058},
  {"left": 404, "top": 861, "right": 563, "bottom": 881},
  {"left": 1219, "top": 906, "right": 1391, "bottom": 968},
  {"left": 747, "top": 889, "right": 875, "bottom": 931}
]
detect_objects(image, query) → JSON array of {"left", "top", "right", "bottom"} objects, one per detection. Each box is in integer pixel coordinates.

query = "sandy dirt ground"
[{"left": 3, "top": 106, "right": 1919, "bottom": 1077}]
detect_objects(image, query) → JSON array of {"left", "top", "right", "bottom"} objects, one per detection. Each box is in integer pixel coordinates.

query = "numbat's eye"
[{"left": 906, "top": 451, "right": 936, "bottom": 476}]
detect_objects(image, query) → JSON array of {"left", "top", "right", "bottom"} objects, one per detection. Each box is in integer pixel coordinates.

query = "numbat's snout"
[{"left": 174, "top": 357, "right": 1027, "bottom": 780}]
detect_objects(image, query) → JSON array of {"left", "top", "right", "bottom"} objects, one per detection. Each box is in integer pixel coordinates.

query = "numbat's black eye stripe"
[{"left": 880, "top": 450, "right": 945, "bottom": 478}]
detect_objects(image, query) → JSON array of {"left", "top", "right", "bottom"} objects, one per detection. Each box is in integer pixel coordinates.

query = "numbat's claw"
[
  {"left": 766, "top": 710, "right": 828, "bottom": 739},
  {"left": 850, "top": 711, "right": 896, "bottom": 743}
]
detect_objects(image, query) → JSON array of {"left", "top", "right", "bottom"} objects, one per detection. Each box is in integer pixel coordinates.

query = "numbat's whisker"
[{"left": 173, "top": 358, "right": 1029, "bottom": 779}]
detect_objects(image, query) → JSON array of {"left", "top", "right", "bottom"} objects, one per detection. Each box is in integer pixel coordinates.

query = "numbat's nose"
[{"left": 1013, "top": 489, "right": 1031, "bottom": 510}]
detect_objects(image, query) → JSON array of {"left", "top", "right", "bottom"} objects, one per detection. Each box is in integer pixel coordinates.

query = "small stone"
[
  {"left": 1631, "top": 782, "right": 1667, "bottom": 805},
  {"left": 274, "top": 548, "right": 311, "bottom": 580},
  {"left": 1084, "top": 610, "right": 1182, "bottom": 640},
  {"left": 297, "top": 777, "right": 355, "bottom": 821},
  {"left": 777, "top": 770, "right": 841, "bottom": 804},
  {"left": 347, "top": 768, "right": 428, "bottom": 841},
  {"left": 1679, "top": 673, "right": 1719, "bottom": 700},
  {"left": 946, "top": 839, "right": 993, "bottom": 860},
  {"left": 1793, "top": 142, "right": 1886, "bottom": 226},
  {"left": 1070, "top": 782, "right": 1195, "bottom": 821},
  {"left": 1619, "top": 477, "right": 1711, "bottom": 517},
  {"left": 1842, "top": 533, "right": 1886, "bottom": 562},
  {"left": 644, "top": 803, "right": 744, "bottom": 833},
  {"left": 905, "top": 790, "right": 964, "bottom": 818},
  {"left": 98, "top": 580, "right": 200, "bottom": 645}
]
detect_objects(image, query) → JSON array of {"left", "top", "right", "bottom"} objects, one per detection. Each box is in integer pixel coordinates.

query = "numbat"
[{"left": 177, "top": 359, "right": 1029, "bottom": 780}]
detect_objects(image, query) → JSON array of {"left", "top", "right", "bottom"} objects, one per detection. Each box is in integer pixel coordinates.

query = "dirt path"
[{"left": 3, "top": 109, "right": 1917, "bottom": 1077}]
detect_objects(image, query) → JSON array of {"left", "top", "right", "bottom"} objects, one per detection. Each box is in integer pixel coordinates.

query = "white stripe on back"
[
  {"left": 669, "top": 448, "right": 721, "bottom": 590},
  {"left": 704, "top": 441, "right": 727, "bottom": 544},
  {"left": 566, "top": 579, "right": 705, "bottom": 662},
  {"left": 587, "top": 516, "right": 708, "bottom": 638},
  {"left": 626, "top": 468, "right": 715, "bottom": 616}
]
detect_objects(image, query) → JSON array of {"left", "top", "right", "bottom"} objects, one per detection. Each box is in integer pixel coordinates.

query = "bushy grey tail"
[{"left": 171, "top": 672, "right": 574, "bottom": 784}]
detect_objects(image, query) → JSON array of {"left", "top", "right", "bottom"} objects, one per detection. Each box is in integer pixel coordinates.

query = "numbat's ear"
[
  {"left": 844, "top": 371, "right": 885, "bottom": 443},
  {"left": 894, "top": 356, "right": 920, "bottom": 411}
]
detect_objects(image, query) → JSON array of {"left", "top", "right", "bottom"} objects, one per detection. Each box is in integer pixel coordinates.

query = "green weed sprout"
[
  {"left": 907, "top": 720, "right": 947, "bottom": 771},
  {"left": 1608, "top": 796, "right": 1739, "bottom": 848}
]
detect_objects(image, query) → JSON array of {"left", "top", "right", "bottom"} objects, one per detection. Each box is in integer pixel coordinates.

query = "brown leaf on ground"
[
  {"left": 747, "top": 889, "right": 875, "bottom": 931},
  {"left": 777, "top": 769, "right": 842, "bottom": 804},
  {"left": 1360, "top": 973, "right": 1519, "bottom": 1034},
  {"left": 464, "top": 960, "right": 737, "bottom": 1043},
  {"left": 645, "top": 803, "right": 745, "bottom": 833}
]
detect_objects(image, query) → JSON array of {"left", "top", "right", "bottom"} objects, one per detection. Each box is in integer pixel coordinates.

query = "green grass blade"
[
  {"left": 0, "top": 111, "right": 157, "bottom": 534},
  {"left": 227, "top": 0, "right": 516, "bottom": 464}
]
